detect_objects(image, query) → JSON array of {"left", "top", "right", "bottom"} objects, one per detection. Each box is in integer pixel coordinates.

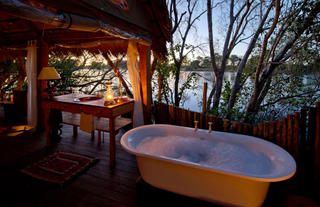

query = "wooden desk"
[{"left": 42, "top": 94, "right": 134, "bottom": 167}]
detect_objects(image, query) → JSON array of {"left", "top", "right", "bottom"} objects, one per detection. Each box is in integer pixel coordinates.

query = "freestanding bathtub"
[{"left": 120, "top": 124, "right": 296, "bottom": 207}]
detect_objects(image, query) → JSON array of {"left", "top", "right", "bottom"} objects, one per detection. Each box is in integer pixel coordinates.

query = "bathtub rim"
[{"left": 120, "top": 124, "right": 296, "bottom": 182}]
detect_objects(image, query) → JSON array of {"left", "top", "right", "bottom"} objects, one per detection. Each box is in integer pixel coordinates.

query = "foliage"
[
  {"left": 152, "top": 61, "right": 175, "bottom": 105},
  {"left": 258, "top": 66, "right": 320, "bottom": 121},
  {"left": 208, "top": 76, "right": 255, "bottom": 122},
  {"left": 49, "top": 54, "right": 116, "bottom": 94},
  {"left": 152, "top": 61, "right": 199, "bottom": 106},
  {"left": 49, "top": 56, "right": 82, "bottom": 92},
  {"left": 0, "top": 60, "right": 22, "bottom": 92}
]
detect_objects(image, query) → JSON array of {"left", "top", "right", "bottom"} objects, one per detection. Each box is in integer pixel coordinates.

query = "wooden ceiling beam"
[{"left": 45, "top": 30, "right": 112, "bottom": 41}]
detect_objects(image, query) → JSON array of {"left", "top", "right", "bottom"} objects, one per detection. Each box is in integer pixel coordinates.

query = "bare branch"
[
  {"left": 261, "top": 90, "right": 320, "bottom": 108},
  {"left": 207, "top": 0, "right": 218, "bottom": 71}
]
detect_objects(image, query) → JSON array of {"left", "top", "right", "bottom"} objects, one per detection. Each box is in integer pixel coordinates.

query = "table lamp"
[{"left": 38, "top": 66, "right": 61, "bottom": 97}]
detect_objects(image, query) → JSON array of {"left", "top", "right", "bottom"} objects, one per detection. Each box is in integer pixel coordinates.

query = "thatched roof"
[{"left": 0, "top": 0, "right": 171, "bottom": 58}]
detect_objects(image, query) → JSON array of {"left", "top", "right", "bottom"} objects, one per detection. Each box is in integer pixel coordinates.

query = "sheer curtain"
[
  {"left": 127, "top": 41, "right": 144, "bottom": 127},
  {"left": 26, "top": 40, "right": 38, "bottom": 129}
]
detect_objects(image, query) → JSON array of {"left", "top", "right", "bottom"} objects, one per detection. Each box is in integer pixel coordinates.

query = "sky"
[{"left": 180, "top": 2, "right": 249, "bottom": 59}]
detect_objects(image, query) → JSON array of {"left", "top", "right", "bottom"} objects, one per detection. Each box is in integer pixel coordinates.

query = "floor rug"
[{"left": 21, "top": 152, "right": 98, "bottom": 185}]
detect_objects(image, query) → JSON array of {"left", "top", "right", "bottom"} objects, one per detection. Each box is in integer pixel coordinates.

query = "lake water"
[
  {"left": 75, "top": 69, "right": 319, "bottom": 116},
  {"left": 163, "top": 71, "right": 319, "bottom": 113},
  {"left": 157, "top": 71, "right": 240, "bottom": 112}
]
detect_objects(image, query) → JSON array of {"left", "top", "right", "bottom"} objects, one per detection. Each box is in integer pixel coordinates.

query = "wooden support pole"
[
  {"left": 37, "top": 39, "right": 48, "bottom": 131},
  {"left": 202, "top": 82, "right": 207, "bottom": 114},
  {"left": 138, "top": 44, "right": 152, "bottom": 124}
]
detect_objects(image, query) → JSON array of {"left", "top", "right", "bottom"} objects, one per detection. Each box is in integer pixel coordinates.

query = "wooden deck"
[{"left": 0, "top": 108, "right": 319, "bottom": 206}]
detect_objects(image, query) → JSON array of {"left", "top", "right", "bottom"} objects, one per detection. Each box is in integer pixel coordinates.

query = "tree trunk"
[
  {"left": 212, "top": 71, "right": 223, "bottom": 108},
  {"left": 174, "top": 61, "right": 181, "bottom": 107},
  {"left": 227, "top": 1, "right": 274, "bottom": 116},
  {"left": 206, "top": 80, "right": 215, "bottom": 112}
]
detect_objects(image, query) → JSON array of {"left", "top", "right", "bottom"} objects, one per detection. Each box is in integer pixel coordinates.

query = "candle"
[{"left": 104, "top": 82, "right": 114, "bottom": 105}]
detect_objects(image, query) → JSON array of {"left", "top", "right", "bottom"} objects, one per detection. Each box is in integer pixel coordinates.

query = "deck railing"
[{"left": 153, "top": 101, "right": 320, "bottom": 184}]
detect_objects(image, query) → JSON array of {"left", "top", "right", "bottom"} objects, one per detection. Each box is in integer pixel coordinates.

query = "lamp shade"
[{"left": 38, "top": 67, "right": 61, "bottom": 80}]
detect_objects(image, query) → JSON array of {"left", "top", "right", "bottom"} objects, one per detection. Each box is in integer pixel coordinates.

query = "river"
[
  {"left": 166, "top": 71, "right": 319, "bottom": 114},
  {"left": 76, "top": 69, "right": 319, "bottom": 117}
]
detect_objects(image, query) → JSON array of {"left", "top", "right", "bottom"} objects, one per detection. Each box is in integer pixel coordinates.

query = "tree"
[
  {"left": 207, "top": 0, "right": 258, "bottom": 110},
  {"left": 229, "top": 54, "right": 240, "bottom": 68},
  {"left": 167, "top": 0, "right": 206, "bottom": 107},
  {"left": 189, "top": 59, "right": 201, "bottom": 69},
  {"left": 49, "top": 52, "right": 122, "bottom": 95},
  {"left": 204, "top": 0, "right": 320, "bottom": 121},
  {"left": 245, "top": 0, "right": 320, "bottom": 116},
  {"left": 0, "top": 59, "right": 25, "bottom": 92}
]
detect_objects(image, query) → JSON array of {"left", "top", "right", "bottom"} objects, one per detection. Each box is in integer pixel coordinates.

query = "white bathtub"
[{"left": 120, "top": 124, "right": 296, "bottom": 207}]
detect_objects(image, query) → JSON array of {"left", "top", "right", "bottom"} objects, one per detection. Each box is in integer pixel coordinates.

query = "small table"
[{"left": 42, "top": 94, "right": 134, "bottom": 167}]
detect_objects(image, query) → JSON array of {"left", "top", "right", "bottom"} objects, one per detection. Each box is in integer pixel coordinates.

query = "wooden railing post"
[
  {"left": 202, "top": 82, "right": 207, "bottom": 114},
  {"left": 300, "top": 109, "right": 307, "bottom": 152},
  {"left": 287, "top": 114, "right": 294, "bottom": 154},
  {"left": 231, "top": 122, "right": 237, "bottom": 133},
  {"left": 281, "top": 117, "right": 288, "bottom": 149},
  {"left": 223, "top": 119, "right": 230, "bottom": 132},
  {"left": 253, "top": 125, "right": 258, "bottom": 137},
  {"left": 269, "top": 121, "right": 276, "bottom": 142},
  {"left": 315, "top": 102, "right": 320, "bottom": 182},
  {"left": 275, "top": 120, "right": 282, "bottom": 146},
  {"left": 293, "top": 112, "right": 300, "bottom": 160},
  {"left": 258, "top": 123, "right": 264, "bottom": 138},
  {"left": 263, "top": 122, "right": 269, "bottom": 140}
]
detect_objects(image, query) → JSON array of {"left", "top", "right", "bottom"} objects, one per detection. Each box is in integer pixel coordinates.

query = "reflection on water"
[
  {"left": 168, "top": 71, "right": 319, "bottom": 112},
  {"left": 75, "top": 69, "right": 319, "bottom": 114},
  {"left": 175, "top": 71, "right": 237, "bottom": 112}
]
